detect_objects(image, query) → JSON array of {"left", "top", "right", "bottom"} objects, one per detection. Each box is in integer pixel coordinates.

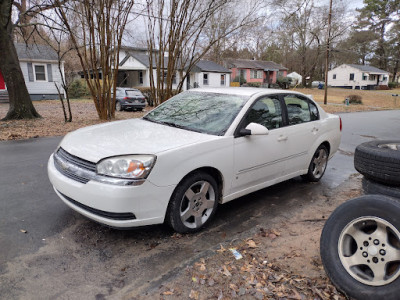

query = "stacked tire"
[
  {"left": 354, "top": 140, "right": 400, "bottom": 197},
  {"left": 320, "top": 140, "right": 400, "bottom": 300}
]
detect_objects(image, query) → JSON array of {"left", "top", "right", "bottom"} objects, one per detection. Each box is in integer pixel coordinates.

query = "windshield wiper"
[{"left": 159, "top": 121, "right": 188, "bottom": 130}]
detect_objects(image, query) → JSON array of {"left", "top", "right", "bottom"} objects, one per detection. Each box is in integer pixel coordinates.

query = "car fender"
[{"left": 147, "top": 136, "right": 234, "bottom": 196}]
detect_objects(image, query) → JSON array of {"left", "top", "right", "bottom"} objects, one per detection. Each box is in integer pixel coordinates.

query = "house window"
[
  {"left": 277, "top": 71, "right": 283, "bottom": 78},
  {"left": 369, "top": 75, "right": 376, "bottom": 81},
  {"left": 162, "top": 71, "right": 176, "bottom": 84},
  {"left": 139, "top": 71, "right": 143, "bottom": 84},
  {"left": 250, "top": 70, "right": 262, "bottom": 79},
  {"left": 333, "top": 74, "right": 336, "bottom": 80},
  {"left": 349, "top": 73, "right": 354, "bottom": 81},
  {"left": 362, "top": 73, "right": 367, "bottom": 80},
  {"left": 34, "top": 64, "right": 46, "bottom": 81},
  {"left": 203, "top": 73, "right": 208, "bottom": 85},
  {"left": 383, "top": 76, "right": 387, "bottom": 81},
  {"left": 221, "top": 74, "right": 225, "bottom": 86}
]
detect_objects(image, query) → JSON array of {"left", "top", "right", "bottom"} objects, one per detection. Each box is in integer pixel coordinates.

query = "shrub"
[
  {"left": 389, "top": 82, "right": 399, "bottom": 89},
  {"left": 344, "top": 94, "right": 363, "bottom": 105},
  {"left": 245, "top": 82, "right": 261, "bottom": 87},
  {"left": 276, "top": 77, "right": 292, "bottom": 89},
  {"left": 69, "top": 79, "right": 90, "bottom": 98},
  {"left": 233, "top": 75, "right": 247, "bottom": 85},
  {"left": 377, "top": 85, "right": 390, "bottom": 90}
]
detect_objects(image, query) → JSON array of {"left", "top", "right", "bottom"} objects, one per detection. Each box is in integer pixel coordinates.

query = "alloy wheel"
[
  {"left": 179, "top": 180, "right": 216, "bottom": 229},
  {"left": 338, "top": 216, "right": 400, "bottom": 286}
]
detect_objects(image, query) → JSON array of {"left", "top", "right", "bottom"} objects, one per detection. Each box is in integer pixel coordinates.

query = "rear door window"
[{"left": 284, "top": 95, "right": 319, "bottom": 125}]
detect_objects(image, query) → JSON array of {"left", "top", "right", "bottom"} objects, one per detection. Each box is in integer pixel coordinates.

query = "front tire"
[
  {"left": 166, "top": 172, "right": 219, "bottom": 233},
  {"left": 302, "top": 144, "right": 328, "bottom": 182},
  {"left": 320, "top": 195, "right": 400, "bottom": 300}
]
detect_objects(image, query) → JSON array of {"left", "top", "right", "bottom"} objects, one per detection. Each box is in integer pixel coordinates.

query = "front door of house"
[{"left": 0, "top": 70, "right": 5, "bottom": 90}]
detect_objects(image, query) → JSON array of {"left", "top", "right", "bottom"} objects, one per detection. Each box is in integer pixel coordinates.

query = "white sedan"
[{"left": 48, "top": 88, "right": 342, "bottom": 233}]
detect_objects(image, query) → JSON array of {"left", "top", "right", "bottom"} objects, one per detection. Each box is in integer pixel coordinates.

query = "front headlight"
[{"left": 97, "top": 155, "right": 156, "bottom": 179}]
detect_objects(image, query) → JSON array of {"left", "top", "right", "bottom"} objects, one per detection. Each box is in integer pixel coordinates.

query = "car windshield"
[
  {"left": 126, "top": 90, "right": 142, "bottom": 97},
  {"left": 143, "top": 91, "right": 248, "bottom": 135}
]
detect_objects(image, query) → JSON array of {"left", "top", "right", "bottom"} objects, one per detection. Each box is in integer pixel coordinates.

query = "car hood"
[{"left": 59, "top": 119, "right": 218, "bottom": 162}]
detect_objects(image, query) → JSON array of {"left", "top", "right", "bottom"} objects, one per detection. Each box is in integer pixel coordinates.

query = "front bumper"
[{"left": 48, "top": 154, "right": 176, "bottom": 228}]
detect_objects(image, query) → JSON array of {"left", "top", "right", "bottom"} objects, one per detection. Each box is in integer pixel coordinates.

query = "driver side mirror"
[{"left": 239, "top": 122, "right": 269, "bottom": 137}]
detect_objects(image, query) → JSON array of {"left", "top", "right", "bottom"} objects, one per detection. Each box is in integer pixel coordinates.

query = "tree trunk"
[{"left": 0, "top": 0, "right": 41, "bottom": 120}]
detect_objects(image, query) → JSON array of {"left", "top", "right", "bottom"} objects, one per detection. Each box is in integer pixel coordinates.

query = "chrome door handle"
[{"left": 277, "top": 135, "right": 288, "bottom": 142}]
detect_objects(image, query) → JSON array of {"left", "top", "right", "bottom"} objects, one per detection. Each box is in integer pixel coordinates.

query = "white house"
[
  {"left": 189, "top": 60, "right": 231, "bottom": 89},
  {"left": 287, "top": 71, "right": 302, "bottom": 86},
  {"left": 115, "top": 47, "right": 231, "bottom": 90},
  {"left": 328, "top": 64, "right": 389, "bottom": 90},
  {"left": 0, "top": 43, "right": 65, "bottom": 101}
]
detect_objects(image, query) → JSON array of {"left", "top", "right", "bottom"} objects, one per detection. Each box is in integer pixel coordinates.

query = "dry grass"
[
  {"left": 295, "top": 87, "right": 400, "bottom": 113},
  {"left": 0, "top": 99, "right": 146, "bottom": 141},
  {"left": 1, "top": 88, "right": 399, "bottom": 141}
]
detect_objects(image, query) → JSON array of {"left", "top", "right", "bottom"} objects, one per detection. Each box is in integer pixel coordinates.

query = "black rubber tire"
[
  {"left": 320, "top": 195, "right": 400, "bottom": 300},
  {"left": 116, "top": 101, "right": 123, "bottom": 111},
  {"left": 301, "top": 144, "right": 329, "bottom": 182},
  {"left": 362, "top": 177, "right": 400, "bottom": 199},
  {"left": 354, "top": 140, "right": 400, "bottom": 186},
  {"left": 166, "top": 172, "right": 219, "bottom": 233}
]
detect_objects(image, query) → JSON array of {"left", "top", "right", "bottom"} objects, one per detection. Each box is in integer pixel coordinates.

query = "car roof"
[
  {"left": 116, "top": 87, "right": 139, "bottom": 91},
  {"left": 188, "top": 87, "right": 306, "bottom": 98}
]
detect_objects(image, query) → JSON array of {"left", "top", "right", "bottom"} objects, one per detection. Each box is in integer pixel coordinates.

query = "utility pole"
[{"left": 324, "top": 0, "right": 333, "bottom": 105}]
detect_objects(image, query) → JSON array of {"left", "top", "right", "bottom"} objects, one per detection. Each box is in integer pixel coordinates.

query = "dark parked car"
[{"left": 115, "top": 88, "right": 146, "bottom": 111}]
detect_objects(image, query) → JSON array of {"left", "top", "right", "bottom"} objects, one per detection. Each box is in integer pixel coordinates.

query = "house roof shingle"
[
  {"left": 193, "top": 60, "right": 231, "bottom": 73},
  {"left": 15, "top": 43, "right": 58, "bottom": 61},
  {"left": 226, "top": 59, "right": 288, "bottom": 71},
  {"left": 347, "top": 64, "right": 389, "bottom": 74}
]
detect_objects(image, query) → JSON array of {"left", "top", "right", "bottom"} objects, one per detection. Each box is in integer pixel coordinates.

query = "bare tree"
[
  {"left": 55, "top": 0, "right": 135, "bottom": 120},
  {"left": 145, "top": 0, "right": 262, "bottom": 105},
  {"left": 0, "top": 0, "right": 59, "bottom": 120}
]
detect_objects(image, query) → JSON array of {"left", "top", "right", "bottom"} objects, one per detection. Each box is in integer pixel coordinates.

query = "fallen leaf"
[
  {"left": 217, "top": 244, "right": 226, "bottom": 253},
  {"left": 222, "top": 265, "right": 232, "bottom": 276},
  {"left": 162, "top": 290, "right": 174, "bottom": 295},
  {"left": 195, "top": 263, "right": 206, "bottom": 271},
  {"left": 271, "top": 229, "right": 281, "bottom": 236},
  {"left": 189, "top": 289, "right": 199, "bottom": 299},
  {"left": 246, "top": 239, "right": 257, "bottom": 248},
  {"left": 20, "top": 229, "right": 27, "bottom": 233}
]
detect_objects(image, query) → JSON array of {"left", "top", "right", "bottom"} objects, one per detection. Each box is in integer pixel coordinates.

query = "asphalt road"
[{"left": 0, "top": 110, "right": 399, "bottom": 298}]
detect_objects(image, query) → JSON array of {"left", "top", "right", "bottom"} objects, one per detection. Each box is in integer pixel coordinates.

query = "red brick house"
[{"left": 226, "top": 59, "right": 287, "bottom": 85}]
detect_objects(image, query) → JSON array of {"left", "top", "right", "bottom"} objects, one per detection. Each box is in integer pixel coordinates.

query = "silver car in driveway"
[{"left": 115, "top": 88, "right": 146, "bottom": 111}]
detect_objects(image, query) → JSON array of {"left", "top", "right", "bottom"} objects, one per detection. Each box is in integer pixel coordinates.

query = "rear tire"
[
  {"left": 116, "top": 101, "right": 123, "bottom": 111},
  {"left": 166, "top": 172, "right": 218, "bottom": 233},
  {"left": 301, "top": 144, "right": 328, "bottom": 182}
]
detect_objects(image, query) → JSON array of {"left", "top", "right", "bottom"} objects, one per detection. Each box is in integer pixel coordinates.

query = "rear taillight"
[
  {"left": 123, "top": 97, "right": 129, "bottom": 100},
  {"left": 339, "top": 117, "right": 342, "bottom": 131}
]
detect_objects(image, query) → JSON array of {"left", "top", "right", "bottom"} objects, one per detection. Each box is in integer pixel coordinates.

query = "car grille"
[
  {"left": 59, "top": 191, "right": 136, "bottom": 221},
  {"left": 54, "top": 148, "right": 96, "bottom": 184}
]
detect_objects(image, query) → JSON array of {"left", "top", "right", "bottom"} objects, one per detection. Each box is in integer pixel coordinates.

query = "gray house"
[{"left": 13, "top": 43, "right": 64, "bottom": 100}]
